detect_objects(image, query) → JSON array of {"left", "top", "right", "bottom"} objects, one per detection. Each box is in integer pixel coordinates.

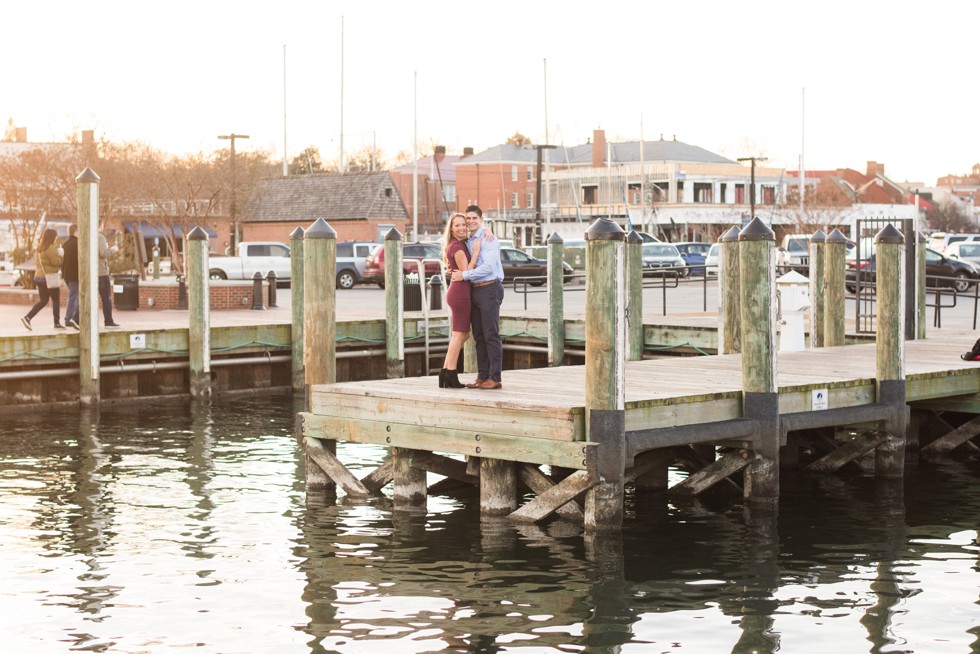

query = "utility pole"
[
  {"left": 218, "top": 133, "right": 250, "bottom": 252},
  {"left": 534, "top": 144, "right": 556, "bottom": 245},
  {"left": 737, "top": 156, "right": 768, "bottom": 220}
]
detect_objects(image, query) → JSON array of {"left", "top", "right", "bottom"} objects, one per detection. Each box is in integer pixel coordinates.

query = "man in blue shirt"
[{"left": 451, "top": 205, "right": 504, "bottom": 389}]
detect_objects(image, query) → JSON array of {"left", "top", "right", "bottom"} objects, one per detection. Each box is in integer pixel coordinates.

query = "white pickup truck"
[{"left": 208, "top": 242, "right": 291, "bottom": 281}]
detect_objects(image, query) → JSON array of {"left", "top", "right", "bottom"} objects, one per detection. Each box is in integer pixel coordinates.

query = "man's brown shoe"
[
  {"left": 465, "top": 378, "right": 486, "bottom": 389},
  {"left": 476, "top": 379, "right": 502, "bottom": 390}
]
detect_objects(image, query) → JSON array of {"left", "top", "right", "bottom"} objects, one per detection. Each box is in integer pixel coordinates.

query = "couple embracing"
[{"left": 438, "top": 205, "right": 504, "bottom": 390}]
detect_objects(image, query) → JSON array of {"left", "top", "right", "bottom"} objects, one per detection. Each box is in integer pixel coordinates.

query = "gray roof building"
[{"left": 242, "top": 172, "right": 407, "bottom": 224}]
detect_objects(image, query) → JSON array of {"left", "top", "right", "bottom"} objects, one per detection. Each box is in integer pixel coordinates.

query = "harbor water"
[{"left": 2, "top": 394, "right": 978, "bottom": 653}]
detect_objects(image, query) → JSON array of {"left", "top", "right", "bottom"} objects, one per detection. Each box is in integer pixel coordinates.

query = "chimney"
[
  {"left": 433, "top": 145, "right": 445, "bottom": 163},
  {"left": 462, "top": 147, "right": 473, "bottom": 157},
  {"left": 15, "top": 127, "right": 27, "bottom": 143},
  {"left": 82, "top": 130, "right": 95, "bottom": 144},
  {"left": 592, "top": 129, "right": 606, "bottom": 167},
  {"left": 867, "top": 161, "right": 884, "bottom": 178}
]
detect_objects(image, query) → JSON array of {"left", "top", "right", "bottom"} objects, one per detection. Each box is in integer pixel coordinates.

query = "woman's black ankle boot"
[
  {"left": 445, "top": 370, "right": 465, "bottom": 388},
  {"left": 438, "top": 369, "right": 449, "bottom": 388}
]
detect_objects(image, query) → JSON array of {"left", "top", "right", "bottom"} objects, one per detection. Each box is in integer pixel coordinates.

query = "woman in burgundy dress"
[{"left": 440, "top": 212, "right": 481, "bottom": 388}]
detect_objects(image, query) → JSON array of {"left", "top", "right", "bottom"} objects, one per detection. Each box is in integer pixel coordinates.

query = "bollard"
[
  {"left": 152, "top": 245, "right": 161, "bottom": 280},
  {"left": 875, "top": 224, "right": 906, "bottom": 477},
  {"left": 428, "top": 273, "right": 442, "bottom": 310},
  {"left": 76, "top": 167, "right": 101, "bottom": 405},
  {"left": 808, "top": 229, "right": 826, "bottom": 348},
  {"left": 824, "top": 229, "right": 847, "bottom": 347},
  {"left": 303, "top": 217, "right": 337, "bottom": 388},
  {"left": 737, "top": 217, "right": 778, "bottom": 509},
  {"left": 547, "top": 232, "right": 565, "bottom": 367},
  {"left": 719, "top": 226, "right": 741, "bottom": 354},
  {"left": 251, "top": 271, "right": 266, "bottom": 310},
  {"left": 187, "top": 226, "right": 211, "bottom": 399},
  {"left": 584, "top": 217, "right": 626, "bottom": 532},
  {"left": 176, "top": 274, "right": 188, "bottom": 310},
  {"left": 290, "top": 226, "right": 306, "bottom": 391},
  {"left": 267, "top": 270, "right": 278, "bottom": 308},
  {"left": 626, "top": 230, "right": 644, "bottom": 361},
  {"left": 383, "top": 228, "right": 405, "bottom": 379}
]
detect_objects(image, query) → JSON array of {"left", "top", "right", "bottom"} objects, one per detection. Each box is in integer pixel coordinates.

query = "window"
[
  {"left": 443, "top": 184, "right": 456, "bottom": 202},
  {"left": 582, "top": 184, "right": 598, "bottom": 205},
  {"left": 511, "top": 165, "right": 518, "bottom": 181},
  {"left": 269, "top": 244, "right": 290, "bottom": 258},
  {"left": 247, "top": 244, "right": 270, "bottom": 256},
  {"left": 336, "top": 244, "right": 353, "bottom": 257},
  {"left": 734, "top": 185, "right": 746, "bottom": 204},
  {"left": 694, "top": 183, "right": 713, "bottom": 203},
  {"left": 385, "top": 188, "right": 392, "bottom": 197},
  {"left": 761, "top": 186, "right": 776, "bottom": 205},
  {"left": 527, "top": 166, "right": 533, "bottom": 181},
  {"left": 511, "top": 192, "right": 519, "bottom": 208},
  {"left": 526, "top": 193, "right": 533, "bottom": 208}
]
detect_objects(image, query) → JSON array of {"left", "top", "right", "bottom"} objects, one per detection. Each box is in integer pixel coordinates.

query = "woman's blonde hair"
[{"left": 443, "top": 212, "right": 467, "bottom": 256}]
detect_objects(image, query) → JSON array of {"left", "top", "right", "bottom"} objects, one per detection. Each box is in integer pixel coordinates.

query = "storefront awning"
[{"left": 123, "top": 221, "right": 217, "bottom": 239}]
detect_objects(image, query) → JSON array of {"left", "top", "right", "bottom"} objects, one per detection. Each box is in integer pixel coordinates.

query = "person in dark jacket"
[{"left": 62, "top": 224, "right": 79, "bottom": 328}]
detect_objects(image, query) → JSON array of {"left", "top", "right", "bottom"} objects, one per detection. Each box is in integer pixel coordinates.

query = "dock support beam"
[
  {"left": 547, "top": 233, "right": 566, "bottom": 366},
  {"left": 76, "top": 168, "right": 101, "bottom": 405},
  {"left": 290, "top": 227, "right": 305, "bottom": 391},
  {"left": 738, "top": 217, "right": 779, "bottom": 509},
  {"left": 187, "top": 226, "right": 211, "bottom": 399},
  {"left": 584, "top": 217, "right": 626, "bottom": 531},
  {"left": 626, "top": 230, "right": 644, "bottom": 362},
  {"left": 384, "top": 228, "right": 405, "bottom": 379},
  {"left": 875, "top": 225, "right": 907, "bottom": 477},
  {"left": 480, "top": 459, "right": 517, "bottom": 515},
  {"left": 808, "top": 229, "right": 826, "bottom": 349},
  {"left": 719, "top": 226, "right": 741, "bottom": 354},
  {"left": 824, "top": 229, "right": 848, "bottom": 347},
  {"left": 393, "top": 447, "right": 426, "bottom": 506}
]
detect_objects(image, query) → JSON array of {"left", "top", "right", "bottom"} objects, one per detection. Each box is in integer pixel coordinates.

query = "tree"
[
  {"left": 927, "top": 200, "right": 973, "bottom": 233},
  {"left": 506, "top": 132, "right": 532, "bottom": 147},
  {"left": 289, "top": 146, "right": 325, "bottom": 175}
]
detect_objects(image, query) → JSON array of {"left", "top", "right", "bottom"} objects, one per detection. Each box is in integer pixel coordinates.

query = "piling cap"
[
  {"left": 737, "top": 216, "right": 775, "bottom": 242},
  {"left": 305, "top": 217, "right": 337, "bottom": 239},
  {"left": 187, "top": 226, "right": 209, "bottom": 241},
  {"left": 917, "top": 230, "right": 927, "bottom": 243},
  {"left": 75, "top": 167, "right": 100, "bottom": 183},
  {"left": 585, "top": 217, "right": 625, "bottom": 241},
  {"left": 626, "top": 229, "right": 643, "bottom": 244},
  {"left": 547, "top": 232, "right": 564, "bottom": 245},
  {"left": 875, "top": 223, "right": 905, "bottom": 244},
  {"left": 721, "top": 225, "right": 741, "bottom": 242},
  {"left": 826, "top": 228, "right": 848, "bottom": 243},
  {"left": 384, "top": 227, "right": 403, "bottom": 242},
  {"left": 810, "top": 229, "right": 826, "bottom": 243},
  {"left": 289, "top": 226, "right": 306, "bottom": 240}
]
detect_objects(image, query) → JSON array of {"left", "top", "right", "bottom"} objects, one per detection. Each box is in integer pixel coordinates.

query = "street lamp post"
[
  {"left": 534, "top": 144, "right": 556, "bottom": 245},
  {"left": 218, "top": 133, "right": 250, "bottom": 252},
  {"left": 737, "top": 156, "right": 768, "bottom": 220}
]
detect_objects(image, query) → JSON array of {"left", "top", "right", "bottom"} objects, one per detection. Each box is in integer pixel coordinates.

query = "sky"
[{"left": 4, "top": 0, "right": 979, "bottom": 186}]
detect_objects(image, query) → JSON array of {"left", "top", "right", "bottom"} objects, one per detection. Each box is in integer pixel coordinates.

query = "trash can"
[
  {"left": 113, "top": 274, "right": 140, "bottom": 310},
  {"left": 403, "top": 273, "right": 422, "bottom": 311}
]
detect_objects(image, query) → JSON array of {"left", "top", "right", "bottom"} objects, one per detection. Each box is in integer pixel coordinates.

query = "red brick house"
[
  {"left": 389, "top": 145, "right": 472, "bottom": 238},
  {"left": 240, "top": 172, "right": 409, "bottom": 244}
]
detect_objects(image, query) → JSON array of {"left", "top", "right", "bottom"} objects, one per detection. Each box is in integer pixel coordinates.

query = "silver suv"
[{"left": 336, "top": 241, "right": 379, "bottom": 290}]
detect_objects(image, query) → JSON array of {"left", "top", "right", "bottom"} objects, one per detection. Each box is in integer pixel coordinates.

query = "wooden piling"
[
  {"left": 808, "top": 229, "right": 826, "bottom": 348},
  {"left": 875, "top": 224, "right": 907, "bottom": 477},
  {"left": 303, "top": 218, "right": 337, "bottom": 389},
  {"left": 75, "top": 168, "right": 100, "bottom": 405},
  {"left": 383, "top": 228, "right": 405, "bottom": 379},
  {"left": 289, "top": 226, "right": 305, "bottom": 391},
  {"left": 626, "top": 230, "right": 644, "bottom": 362},
  {"left": 392, "top": 447, "right": 427, "bottom": 506},
  {"left": 480, "top": 458, "right": 518, "bottom": 515},
  {"left": 187, "top": 226, "right": 211, "bottom": 399},
  {"left": 824, "top": 228, "right": 847, "bottom": 347},
  {"left": 584, "top": 218, "right": 626, "bottom": 531},
  {"left": 719, "top": 226, "right": 741, "bottom": 354},
  {"left": 737, "top": 217, "right": 779, "bottom": 508},
  {"left": 548, "top": 232, "right": 566, "bottom": 366}
]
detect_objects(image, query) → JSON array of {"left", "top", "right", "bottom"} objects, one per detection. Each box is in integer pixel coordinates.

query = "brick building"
[
  {"left": 389, "top": 145, "right": 472, "bottom": 238},
  {"left": 240, "top": 172, "right": 409, "bottom": 244}
]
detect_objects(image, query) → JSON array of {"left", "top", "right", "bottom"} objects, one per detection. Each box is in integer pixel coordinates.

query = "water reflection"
[{"left": 1, "top": 395, "right": 978, "bottom": 653}]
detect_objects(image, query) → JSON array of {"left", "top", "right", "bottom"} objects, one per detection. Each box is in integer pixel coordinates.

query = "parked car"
[
  {"left": 945, "top": 241, "right": 980, "bottom": 267},
  {"left": 846, "top": 248, "right": 979, "bottom": 293},
  {"left": 776, "top": 234, "right": 810, "bottom": 272},
  {"left": 928, "top": 232, "right": 980, "bottom": 255},
  {"left": 641, "top": 243, "right": 686, "bottom": 277},
  {"left": 335, "top": 241, "right": 379, "bottom": 290},
  {"left": 704, "top": 242, "right": 720, "bottom": 278},
  {"left": 500, "top": 247, "right": 574, "bottom": 285},
  {"left": 636, "top": 231, "right": 661, "bottom": 243},
  {"left": 672, "top": 242, "right": 711, "bottom": 276},
  {"left": 363, "top": 242, "right": 443, "bottom": 287},
  {"left": 208, "top": 241, "right": 291, "bottom": 281}
]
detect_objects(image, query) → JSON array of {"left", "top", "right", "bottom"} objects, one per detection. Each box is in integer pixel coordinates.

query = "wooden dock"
[{"left": 298, "top": 331, "right": 980, "bottom": 522}]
